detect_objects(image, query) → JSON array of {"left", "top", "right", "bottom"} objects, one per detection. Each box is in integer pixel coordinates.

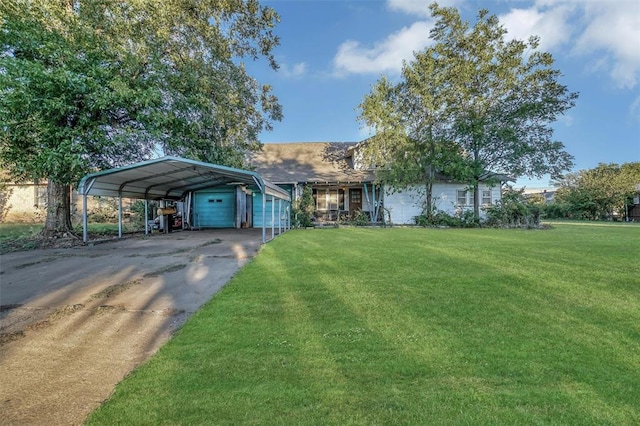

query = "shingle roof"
[{"left": 247, "top": 142, "right": 374, "bottom": 184}]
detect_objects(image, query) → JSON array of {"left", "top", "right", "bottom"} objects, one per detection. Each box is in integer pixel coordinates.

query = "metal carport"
[{"left": 77, "top": 156, "right": 291, "bottom": 244}]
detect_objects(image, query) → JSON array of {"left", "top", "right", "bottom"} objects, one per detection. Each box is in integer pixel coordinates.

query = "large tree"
[
  {"left": 359, "top": 3, "right": 577, "bottom": 219},
  {"left": 359, "top": 66, "right": 465, "bottom": 219},
  {"left": 431, "top": 4, "right": 577, "bottom": 217},
  {"left": 0, "top": 0, "right": 282, "bottom": 236},
  {"left": 554, "top": 162, "right": 640, "bottom": 220}
]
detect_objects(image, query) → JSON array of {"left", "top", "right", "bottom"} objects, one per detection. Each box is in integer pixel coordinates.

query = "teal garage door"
[{"left": 194, "top": 189, "right": 235, "bottom": 228}]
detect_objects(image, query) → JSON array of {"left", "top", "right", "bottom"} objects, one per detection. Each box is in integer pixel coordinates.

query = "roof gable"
[{"left": 248, "top": 142, "right": 374, "bottom": 184}]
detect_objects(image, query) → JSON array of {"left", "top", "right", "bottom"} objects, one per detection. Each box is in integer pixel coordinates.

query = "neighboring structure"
[
  {"left": 522, "top": 187, "right": 556, "bottom": 204},
  {"left": 249, "top": 142, "right": 506, "bottom": 225},
  {"left": 629, "top": 184, "right": 640, "bottom": 222},
  {"left": 0, "top": 180, "right": 49, "bottom": 223},
  {"left": 0, "top": 179, "right": 141, "bottom": 224}
]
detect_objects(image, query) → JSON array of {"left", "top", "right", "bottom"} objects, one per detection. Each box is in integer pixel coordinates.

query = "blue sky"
[{"left": 245, "top": 0, "right": 640, "bottom": 188}]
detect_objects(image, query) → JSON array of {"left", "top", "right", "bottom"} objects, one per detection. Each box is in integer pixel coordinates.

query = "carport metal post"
[
  {"left": 144, "top": 199, "right": 149, "bottom": 235},
  {"left": 271, "top": 195, "right": 275, "bottom": 240},
  {"left": 82, "top": 193, "right": 88, "bottom": 243},
  {"left": 278, "top": 199, "right": 282, "bottom": 235},
  {"left": 118, "top": 193, "right": 123, "bottom": 238},
  {"left": 81, "top": 177, "right": 96, "bottom": 243},
  {"left": 262, "top": 191, "right": 266, "bottom": 243}
]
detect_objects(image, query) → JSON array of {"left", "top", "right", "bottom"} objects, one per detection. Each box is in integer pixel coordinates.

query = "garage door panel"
[{"left": 194, "top": 189, "right": 235, "bottom": 228}]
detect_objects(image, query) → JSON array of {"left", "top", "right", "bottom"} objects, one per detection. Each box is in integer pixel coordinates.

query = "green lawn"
[{"left": 87, "top": 224, "right": 640, "bottom": 425}]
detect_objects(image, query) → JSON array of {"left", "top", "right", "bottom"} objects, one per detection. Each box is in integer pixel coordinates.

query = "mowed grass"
[{"left": 87, "top": 224, "right": 640, "bottom": 425}]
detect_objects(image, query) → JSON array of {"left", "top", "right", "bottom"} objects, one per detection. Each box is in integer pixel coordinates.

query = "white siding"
[
  {"left": 384, "top": 184, "right": 502, "bottom": 224},
  {"left": 384, "top": 187, "right": 423, "bottom": 225}
]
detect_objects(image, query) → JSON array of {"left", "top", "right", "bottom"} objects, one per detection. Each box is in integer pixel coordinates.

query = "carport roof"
[{"left": 78, "top": 156, "right": 290, "bottom": 201}]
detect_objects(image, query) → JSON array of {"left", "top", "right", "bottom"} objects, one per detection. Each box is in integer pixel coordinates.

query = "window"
[
  {"left": 457, "top": 190, "right": 467, "bottom": 206},
  {"left": 482, "top": 190, "right": 492, "bottom": 205},
  {"left": 314, "top": 188, "right": 345, "bottom": 210},
  {"left": 350, "top": 189, "right": 361, "bottom": 204}
]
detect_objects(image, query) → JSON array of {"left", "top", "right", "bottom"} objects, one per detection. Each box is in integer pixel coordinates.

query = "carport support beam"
[
  {"left": 278, "top": 199, "right": 282, "bottom": 235},
  {"left": 262, "top": 191, "right": 266, "bottom": 243},
  {"left": 82, "top": 193, "right": 88, "bottom": 243},
  {"left": 118, "top": 194, "right": 123, "bottom": 238},
  {"left": 144, "top": 199, "right": 149, "bottom": 235}
]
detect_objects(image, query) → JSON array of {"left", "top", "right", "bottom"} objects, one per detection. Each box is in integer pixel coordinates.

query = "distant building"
[{"left": 521, "top": 187, "right": 556, "bottom": 204}]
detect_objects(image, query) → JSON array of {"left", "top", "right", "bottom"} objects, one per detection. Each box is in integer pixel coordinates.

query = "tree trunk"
[
  {"left": 43, "top": 180, "right": 76, "bottom": 238},
  {"left": 473, "top": 181, "right": 480, "bottom": 219},
  {"left": 425, "top": 180, "right": 434, "bottom": 219},
  {"left": 425, "top": 165, "right": 434, "bottom": 220}
]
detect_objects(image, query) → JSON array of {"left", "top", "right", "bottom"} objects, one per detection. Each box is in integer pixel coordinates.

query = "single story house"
[{"left": 248, "top": 142, "right": 506, "bottom": 225}]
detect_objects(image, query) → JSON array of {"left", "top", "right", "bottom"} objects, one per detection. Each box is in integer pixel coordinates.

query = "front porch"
[{"left": 310, "top": 183, "right": 383, "bottom": 223}]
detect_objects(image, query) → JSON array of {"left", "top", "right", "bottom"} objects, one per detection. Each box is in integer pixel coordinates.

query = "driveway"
[{"left": 0, "top": 229, "right": 264, "bottom": 425}]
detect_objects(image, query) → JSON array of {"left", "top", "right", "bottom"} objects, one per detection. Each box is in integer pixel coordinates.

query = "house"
[
  {"left": 247, "top": 142, "right": 378, "bottom": 222},
  {"left": 248, "top": 142, "right": 505, "bottom": 225}
]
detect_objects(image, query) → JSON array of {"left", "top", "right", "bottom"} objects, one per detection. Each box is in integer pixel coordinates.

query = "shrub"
[
  {"left": 414, "top": 209, "right": 480, "bottom": 228},
  {"left": 483, "top": 188, "right": 541, "bottom": 228},
  {"left": 292, "top": 185, "right": 315, "bottom": 227}
]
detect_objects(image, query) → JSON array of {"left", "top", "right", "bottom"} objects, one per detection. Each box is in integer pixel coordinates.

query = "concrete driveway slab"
[{"left": 0, "top": 229, "right": 264, "bottom": 425}]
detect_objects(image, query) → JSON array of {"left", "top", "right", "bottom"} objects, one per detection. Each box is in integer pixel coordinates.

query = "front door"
[{"left": 349, "top": 188, "right": 362, "bottom": 215}]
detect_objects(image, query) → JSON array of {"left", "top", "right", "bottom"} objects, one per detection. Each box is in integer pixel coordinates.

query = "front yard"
[{"left": 86, "top": 224, "right": 639, "bottom": 424}]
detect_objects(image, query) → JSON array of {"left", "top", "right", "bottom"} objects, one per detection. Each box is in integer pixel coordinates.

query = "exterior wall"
[
  {"left": 0, "top": 182, "right": 90, "bottom": 223},
  {"left": 384, "top": 183, "right": 502, "bottom": 225},
  {"left": 1, "top": 183, "right": 47, "bottom": 222},
  {"left": 252, "top": 193, "right": 288, "bottom": 228}
]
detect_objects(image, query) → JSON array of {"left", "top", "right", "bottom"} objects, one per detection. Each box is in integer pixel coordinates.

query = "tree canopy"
[
  {"left": 553, "top": 162, "right": 640, "bottom": 220},
  {"left": 0, "top": 0, "right": 282, "bottom": 234},
  {"left": 359, "top": 3, "right": 577, "bottom": 218}
]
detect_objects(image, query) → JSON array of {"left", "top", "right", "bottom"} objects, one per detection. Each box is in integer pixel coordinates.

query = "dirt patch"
[
  {"left": 0, "top": 330, "right": 25, "bottom": 345},
  {"left": 90, "top": 280, "right": 141, "bottom": 299},
  {"left": 143, "top": 263, "right": 187, "bottom": 277}
]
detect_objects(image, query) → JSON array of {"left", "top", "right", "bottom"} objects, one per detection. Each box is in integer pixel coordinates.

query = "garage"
[
  {"left": 193, "top": 188, "right": 236, "bottom": 228},
  {"left": 78, "top": 156, "right": 291, "bottom": 243}
]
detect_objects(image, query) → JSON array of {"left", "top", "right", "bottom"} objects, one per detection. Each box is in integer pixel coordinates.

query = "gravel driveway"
[{"left": 0, "top": 229, "right": 263, "bottom": 425}]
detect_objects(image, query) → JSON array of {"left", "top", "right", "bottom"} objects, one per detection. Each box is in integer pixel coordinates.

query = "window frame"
[
  {"left": 456, "top": 190, "right": 467, "bottom": 206},
  {"left": 482, "top": 189, "right": 492, "bottom": 206}
]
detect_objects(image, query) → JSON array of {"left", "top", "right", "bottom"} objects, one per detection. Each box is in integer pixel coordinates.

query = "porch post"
[
  {"left": 372, "top": 184, "right": 376, "bottom": 224},
  {"left": 271, "top": 195, "right": 275, "bottom": 240}
]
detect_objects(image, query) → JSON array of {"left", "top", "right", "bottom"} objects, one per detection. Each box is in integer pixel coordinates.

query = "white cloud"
[
  {"left": 335, "top": 0, "right": 640, "bottom": 88},
  {"left": 279, "top": 62, "right": 307, "bottom": 78},
  {"left": 388, "top": 0, "right": 463, "bottom": 16},
  {"left": 515, "top": 0, "right": 640, "bottom": 89},
  {"left": 499, "top": 5, "right": 574, "bottom": 51},
  {"left": 573, "top": 1, "right": 640, "bottom": 89},
  {"left": 333, "top": 21, "right": 432, "bottom": 76}
]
